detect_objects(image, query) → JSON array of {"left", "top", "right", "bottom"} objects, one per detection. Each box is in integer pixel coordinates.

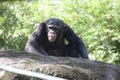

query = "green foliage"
[{"left": 0, "top": 0, "right": 120, "bottom": 65}]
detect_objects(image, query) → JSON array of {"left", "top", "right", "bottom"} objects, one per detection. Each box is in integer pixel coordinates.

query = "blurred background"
[{"left": 0, "top": 0, "right": 120, "bottom": 65}]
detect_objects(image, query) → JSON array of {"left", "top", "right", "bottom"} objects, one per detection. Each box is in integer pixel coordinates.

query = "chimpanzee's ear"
[
  {"left": 34, "top": 22, "right": 46, "bottom": 35},
  {"left": 35, "top": 22, "right": 46, "bottom": 29},
  {"left": 63, "top": 23, "right": 69, "bottom": 29},
  {"left": 36, "top": 22, "right": 47, "bottom": 31},
  {"left": 39, "top": 22, "right": 46, "bottom": 27}
]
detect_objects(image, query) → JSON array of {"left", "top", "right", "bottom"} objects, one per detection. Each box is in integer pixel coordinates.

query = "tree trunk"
[{"left": 0, "top": 50, "right": 120, "bottom": 80}]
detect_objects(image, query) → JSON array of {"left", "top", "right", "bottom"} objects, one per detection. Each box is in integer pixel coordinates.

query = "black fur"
[{"left": 25, "top": 18, "right": 89, "bottom": 59}]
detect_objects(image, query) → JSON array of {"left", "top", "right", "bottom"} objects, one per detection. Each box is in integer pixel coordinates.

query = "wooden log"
[{"left": 0, "top": 50, "right": 120, "bottom": 80}]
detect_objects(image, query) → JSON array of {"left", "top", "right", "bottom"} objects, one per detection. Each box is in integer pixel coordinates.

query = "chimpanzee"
[{"left": 25, "top": 18, "right": 89, "bottom": 59}]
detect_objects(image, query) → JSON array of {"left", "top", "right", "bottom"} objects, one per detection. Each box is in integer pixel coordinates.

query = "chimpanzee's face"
[
  {"left": 45, "top": 18, "right": 65, "bottom": 43},
  {"left": 47, "top": 26, "right": 60, "bottom": 43}
]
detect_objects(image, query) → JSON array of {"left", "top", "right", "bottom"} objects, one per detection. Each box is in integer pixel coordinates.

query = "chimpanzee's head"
[{"left": 44, "top": 18, "right": 66, "bottom": 43}]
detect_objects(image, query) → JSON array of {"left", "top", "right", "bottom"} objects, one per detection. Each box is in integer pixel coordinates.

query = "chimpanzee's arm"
[
  {"left": 64, "top": 25, "right": 89, "bottom": 59},
  {"left": 77, "top": 40, "right": 89, "bottom": 59},
  {"left": 25, "top": 23, "right": 48, "bottom": 56}
]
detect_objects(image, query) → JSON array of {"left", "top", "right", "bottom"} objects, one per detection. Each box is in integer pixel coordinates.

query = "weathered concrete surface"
[{"left": 0, "top": 50, "right": 120, "bottom": 80}]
